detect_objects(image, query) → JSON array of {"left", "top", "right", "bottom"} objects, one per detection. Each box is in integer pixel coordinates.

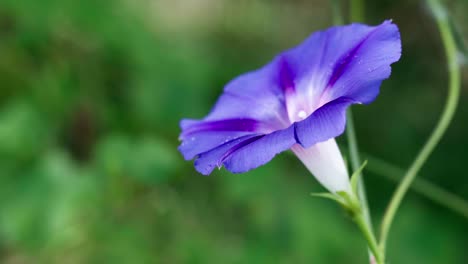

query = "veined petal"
[
  {"left": 178, "top": 119, "right": 261, "bottom": 160},
  {"left": 178, "top": 21, "right": 401, "bottom": 181},
  {"left": 294, "top": 97, "right": 355, "bottom": 148},
  {"left": 224, "top": 125, "right": 296, "bottom": 173},
  {"left": 281, "top": 20, "right": 401, "bottom": 114},
  {"left": 325, "top": 21, "right": 401, "bottom": 104},
  {"left": 193, "top": 125, "right": 296, "bottom": 175},
  {"left": 193, "top": 134, "right": 262, "bottom": 175},
  {"left": 291, "top": 139, "right": 350, "bottom": 193},
  {"left": 204, "top": 59, "right": 290, "bottom": 127}
]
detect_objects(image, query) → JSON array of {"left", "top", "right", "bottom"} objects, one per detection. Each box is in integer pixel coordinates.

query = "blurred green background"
[{"left": 0, "top": 0, "right": 466, "bottom": 263}]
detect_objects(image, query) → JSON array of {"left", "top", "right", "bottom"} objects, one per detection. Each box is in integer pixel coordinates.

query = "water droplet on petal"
[{"left": 298, "top": 110, "right": 307, "bottom": 120}]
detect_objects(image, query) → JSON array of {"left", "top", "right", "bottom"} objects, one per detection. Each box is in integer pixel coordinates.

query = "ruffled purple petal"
[
  {"left": 178, "top": 118, "right": 262, "bottom": 160},
  {"left": 191, "top": 95, "right": 351, "bottom": 175},
  {"left": 193, "top": 134, "right": 263, "bottom": 175},
  {"left": 294, "top": 97, "right": 355, "bottom": 148},
  {"left": 281, "top": 20, "right": 401, "bottom": 110},
  {"left": 179, "top": 128, "right": 256, "bottom": 161},
  {"left": 203, "top": 60, "right": 289, "bottom": 127},
  {"left": 192, "top": 124, "right": 296, "bottom": 175},
  {"left": 325, "top": 21, "right": 401, "bottom": 103},
  {"left": 179, "top": 21, "right": 401, "bottom": 175},
  {"left": 223, "top": 125, "right": 296, "bottom": 173}
]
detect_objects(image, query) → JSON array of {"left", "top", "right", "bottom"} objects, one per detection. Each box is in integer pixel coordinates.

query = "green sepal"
[
  {"left": 311, "top": 160, "right": 368, "bottom": 214},
  {"left": 337, "top": 191, "right": 360, "bottom": 213},
  {"left": 310, "top": 192, "right": 340, "bottom": 201},
  {"left": 310, "top": 192, "right": 347, "bottom": 207},
  {"left": 350, "top": 160, "right": 368, "bottom": 194}
]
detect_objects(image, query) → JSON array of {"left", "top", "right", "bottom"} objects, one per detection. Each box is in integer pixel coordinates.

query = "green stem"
[
  {"left": 354, "top": 211, "right": 383, "bottom": 264},
  {"left": 346, "top": 0, "right": 381, "bottom": 262},
  {"left": 331, "top": 0, "right": 344, "bottom": 25},
  {"left": 347, "top": 111, "right": 372, "bottom": 225},
  {"left": 379, "top": 0, "right": 461, "bottom": 255},
  {"left": 364, "top": 155, "right": 468, "bottom": 220},
  {"left": 350, "top": 0, "right": 365, "bottom": 22},
  {"left": 340, "top": 145, "right": 468, "bottom": 220},
  {"left": 347, "top": 0, "right": 382, "bottom": 262}
]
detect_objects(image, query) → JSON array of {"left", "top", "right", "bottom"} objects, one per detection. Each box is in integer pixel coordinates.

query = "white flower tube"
[{"left": 291, "top": 139, "right": 350, "bottom": 193}]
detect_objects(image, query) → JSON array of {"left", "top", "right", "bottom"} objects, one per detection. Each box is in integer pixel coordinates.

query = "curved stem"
[
  {"left": 339, "top": 146, "right": 468, "bottom": 220},
  {"left": 379, "top": 0, "right": 461, "bottom": 255},
  {"left": 364, "top": 154, "right": 468, "bottom": 220}
]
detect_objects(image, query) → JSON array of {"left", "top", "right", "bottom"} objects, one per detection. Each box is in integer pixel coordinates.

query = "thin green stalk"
[
  {"left": 346, "top": 0, "right": 372, "bottom": 227},
  {"left": 347, "top": 111, "right": 372, "bottom": 225},
  {"left": 341, "top": 145, "right": 468, "bottom": 220},
  {"left": 354, "top": 212, "right": 383, "bottom": 264},
  {"left": 350, "top": 0, "right": 365, "bottom": 22},
  {"left": 364, "top": 155, "right": 468, "bottom": 220},
  {"left": 345, "top": 0, "right": 382, "bottom": 262},
  {"left": 331, "top": 0, "right": 344, "bottom": 25},
  {"left": 379, "top": 0, "right": 461, "bottom": 256}
]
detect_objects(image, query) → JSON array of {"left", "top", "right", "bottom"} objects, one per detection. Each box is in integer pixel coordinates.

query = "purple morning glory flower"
[{"left": 179, "top": 21, "right": 401, "bottom": 193}]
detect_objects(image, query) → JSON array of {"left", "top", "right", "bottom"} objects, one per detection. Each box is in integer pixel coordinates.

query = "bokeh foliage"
[{"left": 0, "top": 0, "right": 466, "bottom": 263}]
